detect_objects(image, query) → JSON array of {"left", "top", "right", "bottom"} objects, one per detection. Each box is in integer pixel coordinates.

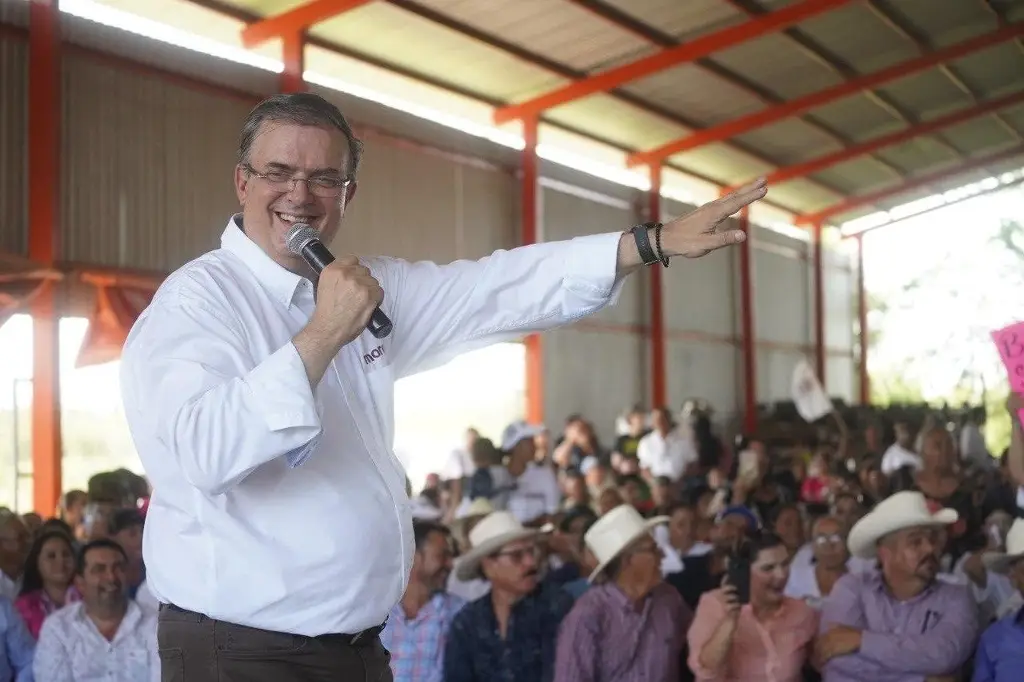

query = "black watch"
[{"left": 629, "top": 222, "right": 664, "bottom": 266}]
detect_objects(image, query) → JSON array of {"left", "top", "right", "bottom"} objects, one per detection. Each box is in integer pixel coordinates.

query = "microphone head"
[{"left": 285, "top": 224, "right": 320, "bottom": 255}]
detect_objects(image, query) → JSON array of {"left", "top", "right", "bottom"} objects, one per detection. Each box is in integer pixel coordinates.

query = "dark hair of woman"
[
  {"left": 18, "top": 529, "right": 76, "bottom": 597},
  {"left": 731, "top": 529, "right": 786, "bottom": 564},
  {"left": 694, "top": 415, "right": 723, "bottom": 469}
]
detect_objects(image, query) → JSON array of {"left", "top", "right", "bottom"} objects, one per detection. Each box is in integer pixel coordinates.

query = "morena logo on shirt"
[{"left": 363, "top": 345, "right": 385, "bottom": 365}]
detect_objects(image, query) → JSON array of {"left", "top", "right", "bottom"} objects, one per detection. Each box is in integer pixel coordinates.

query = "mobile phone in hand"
[{"left": 726, "top": 556, "right": 751, "bottom": 604}]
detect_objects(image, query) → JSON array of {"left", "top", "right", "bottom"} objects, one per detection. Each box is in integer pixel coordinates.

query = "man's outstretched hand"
[{"left": 662, "top": 178, "right": 767, "bottom": 259}]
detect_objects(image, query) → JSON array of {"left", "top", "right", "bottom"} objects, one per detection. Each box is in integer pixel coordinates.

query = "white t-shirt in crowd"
[
  {"left": 34, "top": 601, "right": 159, "bottom": 682},
  {"left": 443, "top": 448, "right": 475, "bottom": 481},
  {"left": 637, "top": 429, "right": 697, "bottom": 481},
  {"left": 507, "top": 463, "right": 561, "bottom": 524},
  {"left": 880, "top": 443, "right": 922, "bottom": 475}
]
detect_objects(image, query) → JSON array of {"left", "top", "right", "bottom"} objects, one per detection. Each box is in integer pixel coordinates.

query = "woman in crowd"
[
  {"left": 14, "top": 530, "right": 79, "bottom": 639},
  {"left": 687, "top": 531, "right": 818, "bottom": 681}
]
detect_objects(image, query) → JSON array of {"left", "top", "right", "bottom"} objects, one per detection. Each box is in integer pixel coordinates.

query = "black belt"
[{"left": 160, "top": 603, "right": 386, "bottom": 645}]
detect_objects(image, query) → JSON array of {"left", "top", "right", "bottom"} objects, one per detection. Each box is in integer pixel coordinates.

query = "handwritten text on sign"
[{"left": 992, "top": 321, "right": 1024, "bottom": 395}]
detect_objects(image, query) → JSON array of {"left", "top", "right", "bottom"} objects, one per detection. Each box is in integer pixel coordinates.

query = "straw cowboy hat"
[
  {"left": 584, "top": 504, "right": 668, "bottom": 582},
  {"left": 983, "top": 518, "right": 1024, "bottom": 573},
  {"left": 454, "top": 511, "right": 538, "bottom": 582},
  {"left": 847, "top": 491, "right": 958, "bottom": 559}
]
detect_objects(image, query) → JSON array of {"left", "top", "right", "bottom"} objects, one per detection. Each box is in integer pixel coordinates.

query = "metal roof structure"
[{"left": 185, "top": 0, "right": 1024, "bottom": 226}]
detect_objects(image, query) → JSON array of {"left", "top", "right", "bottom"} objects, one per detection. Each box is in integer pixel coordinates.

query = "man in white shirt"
[
  {"left": 503, "top": 421, "right": 561, "bottom": 527},
  {"left": 119, "top": 92, "right": 766, "bottom": 681},
  {"left": 34, "top": 540, "right": 159, "bottom": 682},
  {"left": 637, "top": 407, "right": 698, "bottom": 482},
  {"left": 880, "top": 422, "right": 922, "bottom": 475}
]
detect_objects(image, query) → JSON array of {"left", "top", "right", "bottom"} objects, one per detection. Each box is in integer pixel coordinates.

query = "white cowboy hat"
[
  {"left": 454, "top": 511, "right": 538, "bottom": 582},
  {"left": 983, "top": 518, "right": 1024, "bottom": 573},
  {"left": 450, "top": 498, "right": 495, "bottom": 540},
  {"left": 585, "top": 504, "right": 668, "bottom": 581},
  {"left": 500, "top": 421, "right": 545, "bottom": 451},
  {"left": 847, "top": 491, "right": 958, "bottom": 559}
]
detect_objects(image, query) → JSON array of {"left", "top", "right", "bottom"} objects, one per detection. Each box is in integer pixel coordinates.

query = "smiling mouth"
[{"left": 274, "top": 211, "right": 319, "bottom": 227}]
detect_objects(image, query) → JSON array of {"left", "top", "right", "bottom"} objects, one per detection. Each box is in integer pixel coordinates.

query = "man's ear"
[
  {"left": 345, "top": 180, "right": 358, "bottom": 205},
  {"left": 234, "top": 164, "right": 249, "bottom": 205}
]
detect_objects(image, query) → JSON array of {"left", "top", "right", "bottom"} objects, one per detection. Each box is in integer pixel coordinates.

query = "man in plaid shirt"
[{"left": 381, "top": 520, "right": 466, "bottom": 682}]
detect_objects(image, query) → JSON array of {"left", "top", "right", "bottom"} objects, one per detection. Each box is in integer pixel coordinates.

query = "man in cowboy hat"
[
  {"left": 444, "top": 511, "right": 572, "bottom": 682},
  {"left": 553, "top": 505, "right": 691, "bottom": 682},
  {"left": 817, "top": 491, "right": 980, "bottom": 682}
]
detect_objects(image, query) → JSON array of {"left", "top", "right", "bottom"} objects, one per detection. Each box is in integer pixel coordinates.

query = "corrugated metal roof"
[{"left": 179, "top": 0, "right": 1024, "bottom": 224}]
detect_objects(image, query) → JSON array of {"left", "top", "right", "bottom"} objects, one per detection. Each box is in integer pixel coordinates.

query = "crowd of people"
[{"left": 1, "top": 399, "right": 1024, "bottom": 681}]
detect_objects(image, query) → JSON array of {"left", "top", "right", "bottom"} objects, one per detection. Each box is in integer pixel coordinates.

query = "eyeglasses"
[
  {"left": 814, "top": 533, "right": 844, "bottom": 546},
  {"left": 494, "top": 545, "right": 541, "bottom": 564},
  {"left": 243, "top": 163, "right": 351, "bottom": 197}
]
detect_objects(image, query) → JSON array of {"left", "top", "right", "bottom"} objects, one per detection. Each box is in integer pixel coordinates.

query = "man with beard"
[
  {"left": 445, "top": 512, "right": 572, "bottom": 682},
  {"left": 34, "top": 540, "right": 159, "bottom": 682},
  {"left": 816, "top": 491, "right": 980, "bottom": 682},
  {"left": 381, "top": 520, "right": 465, "bottom": 682}
]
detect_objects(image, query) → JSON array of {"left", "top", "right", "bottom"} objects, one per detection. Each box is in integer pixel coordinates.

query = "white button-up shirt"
[
  {"left": 637, "top": 428, "right": 697, "bottom": 481},
  {"left": 507, "top": 463, "right": 561, "bottom": 524},
  {"left": 33, "top": 601, "right": 158, "bottom": 682},
  {"left": 120, "top": 217, "right": 622, "bottom": 637}
]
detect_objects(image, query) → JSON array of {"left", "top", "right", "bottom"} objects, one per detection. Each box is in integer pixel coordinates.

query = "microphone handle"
[{"left": 300, "top": 242, "right": 393, "bottom": 340}]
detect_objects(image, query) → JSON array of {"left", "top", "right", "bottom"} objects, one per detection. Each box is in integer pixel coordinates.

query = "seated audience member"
[
  {"left": 34, "top": 539, "right": 159, "bottom": 682},
  {"left": 656, "top": 502, "right": 712, "bottom": 575},
  {"left": 880, "top": 422, "right": 922, "bottom": 476},
  {"left": 688, "top": 530, "right": 818, "bottom": 681},
  {"left": 637, "top": 407, "right": 697, "bottom": 484},
  {"left": 771, "top": 503, "right": 807, "bottom": 564},
  {"left": 596, "top": 488, "right": 625, "bottom": 516},
  {"left": 667, "top": 505, "right": 758, "bottom": 610},
  {"left": 108, "top": 509, "right": 145, "bottom": 598},
  {"left": 561, "top": 471, "right": 591, "bottom": 511},
  {"left": 381, "top": 521, "right": 465, "bottom": 682},
  {"left": 0, "top": 512, "right": 29, "bottom": 601},
  {"left": 444, "top": 512, "right": 572, "bottom": 682},
  {"left": 830, "top": 492, "right": 865, "bottom": 535},
  {"left": 817, "top": 491, "right": 979, "bottom": 681},
  {"left": 466, "top": 437, "right": 514, "bottom": 512},
  {"left": 973, "top": 518, "right": 1024, "bottom": 681},
  {"left": 58, "top": 490, "right": 88, "bottom": 541},
  {"left": 15, "top": 530, "right": 79, "bottom": 639},
  {"left": 504, "top": 422, "right": 562, "bottom": 528},
  {"left": 554, "top": 505, "right": 691, "bottom": 682},
  {"left": 447, "top": 499, "right": 495, "bottom": 603},
  {"left": 561, "top": 517, "right": 599, "bottom": 600},
  {"left": 546, "top": 507, "right": 599, "bottom": 588},
  {"left": 785, "top": 515, "right": 849, "bottom": 609},
  {"left": 801, "top": 452, "right": 831, "bottom": 504},
  {"left": 0, "top": 596, "right": 33, "bottom": 682}
]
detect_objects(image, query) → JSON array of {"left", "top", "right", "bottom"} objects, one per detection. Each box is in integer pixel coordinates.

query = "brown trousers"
[{"left": 157, "top": 604, "right": 393, "bottom": 682}]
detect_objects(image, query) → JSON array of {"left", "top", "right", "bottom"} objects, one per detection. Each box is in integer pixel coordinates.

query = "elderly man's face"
[
  {"left": 811, "top": 517, "right": 848, "bottom": 570},
  {"left": 234, "top": 121, "right": 354, "bottom": 274},
  {"left": 482, "top": 538, "right": 540, "bottom": 596},
  {"left": 0, "top": 516, "right": 30, "bottom": 571}
]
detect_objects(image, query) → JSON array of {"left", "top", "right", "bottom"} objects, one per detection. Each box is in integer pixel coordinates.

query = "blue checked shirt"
[
  {"left": 444, "top": 583, "right": 573, "bottom": 682},
  {"left": 0, "top": 596, "right": 34, "bottom": 682},
  {"left": 380, "top": 592, "right": 466, "bottom": 682}
]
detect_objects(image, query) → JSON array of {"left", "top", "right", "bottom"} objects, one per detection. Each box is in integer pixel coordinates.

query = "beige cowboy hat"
[
  {"left": 983, "top": 518, "right": 1024, "bottom": 573},
  {"left": 585, "top": 504, "right": 668, "bottom": 582},
  {"left": 847, "top": 491, "right": 958, "bottom": 559},
  {"left": 454, "top": 511, "right": 538, "bottom": 582}
]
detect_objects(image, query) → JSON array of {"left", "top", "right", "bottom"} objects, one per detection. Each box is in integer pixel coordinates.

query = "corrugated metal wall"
[
  {"left": 0, "top": 32, "right": 27, "bottom": 255},
  {"left": 0, "top": 9, "right": 858, "bottom": 440}
]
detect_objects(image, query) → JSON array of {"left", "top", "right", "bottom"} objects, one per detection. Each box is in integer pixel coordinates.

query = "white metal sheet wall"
[
  {"left": 540, "top": 184, "right": 646, "bottom": 443},
  {"left": 61, "top": 56, "right": 249, "bottom": 270},
  {"left": 0, "top": 34, "right": 27, "bottom": 255}
]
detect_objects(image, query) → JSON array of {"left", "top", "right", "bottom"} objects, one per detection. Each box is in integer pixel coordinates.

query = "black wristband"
[{"left": 630, "top": 222, "right": 661, "bottom": 266}]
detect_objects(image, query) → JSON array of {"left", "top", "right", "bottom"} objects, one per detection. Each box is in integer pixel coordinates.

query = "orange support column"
[
  {"left": 521, "top": 118, "right": 544, "bottom": 423},
  {"left": 737, "top": 207, "right": 757, "bottom": 434},
  {"left": 813, "top": 222, "right": 826, "bottom": 386},
  {"left": 856, "top": 234, "right": 870, "bottom": 404},
  {"left": 648, "top": 166, "right": 666, "bottom": 408},
  {"left": 280, "top": 31, "right": 305, "bottom": 93},
  {"left": 28, "top": 0, "right": 63, "bottom": 516}
]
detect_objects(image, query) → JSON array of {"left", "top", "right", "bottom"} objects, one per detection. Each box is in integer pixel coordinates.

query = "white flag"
[{"left": 791, "top": 358, "right": 832, "bottom": 422}]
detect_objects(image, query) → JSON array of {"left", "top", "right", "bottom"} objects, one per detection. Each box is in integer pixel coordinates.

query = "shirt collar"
[
  {"left": 869, "top": 570, "right": 939, "bottom": 604},
  {"left": 221, "top": 214, "right": 308, "bottom": 308}
]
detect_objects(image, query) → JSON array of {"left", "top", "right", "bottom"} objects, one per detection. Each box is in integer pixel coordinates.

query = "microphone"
[{"left": 285, "top": 224, "right": 393, "bottom": 340}]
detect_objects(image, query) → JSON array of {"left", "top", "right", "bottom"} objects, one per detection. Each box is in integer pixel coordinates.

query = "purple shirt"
[
  {"left": 554, "top": 581, "right": 691, "bottom": 682},
  {"left": 819, "top": 569, "right": 980, "bottom": 682}
]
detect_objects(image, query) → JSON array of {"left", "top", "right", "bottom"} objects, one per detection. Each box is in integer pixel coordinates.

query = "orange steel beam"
[
  {"left": 628, "top": 22, "right": 1024, "bottom": 167},
  {"left": 798, "top": 143, "right": 1024, "bottom": 225},
  {"left": 492, "top": 0, "right": 854, "bottom": 125},
  {"left": 240, "top": 0, "right": 374, "bottom": 49},
  {"left": 28, "top": 0, "right": 63, "bottom": 516},
  {"left": 733, "top": 89, "right": 1024, "bottom": 189},
  {"left": 648, "top": 166, "right": 666, "bottom": 409},
  {"left": 522, "top": 118, "right": 544, "bottom": 424},
  {"left": 280, "top": 31, "right": 306, "bottom": 92}
]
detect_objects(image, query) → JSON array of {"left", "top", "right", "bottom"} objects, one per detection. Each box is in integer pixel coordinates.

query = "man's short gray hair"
[{"left": 238, "top": 92, "right": 364, "bottom": 176}]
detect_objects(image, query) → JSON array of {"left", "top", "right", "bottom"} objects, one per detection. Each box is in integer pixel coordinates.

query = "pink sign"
[{"left": 992, "top": 323, "right": 1024, "bottom": 430}]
